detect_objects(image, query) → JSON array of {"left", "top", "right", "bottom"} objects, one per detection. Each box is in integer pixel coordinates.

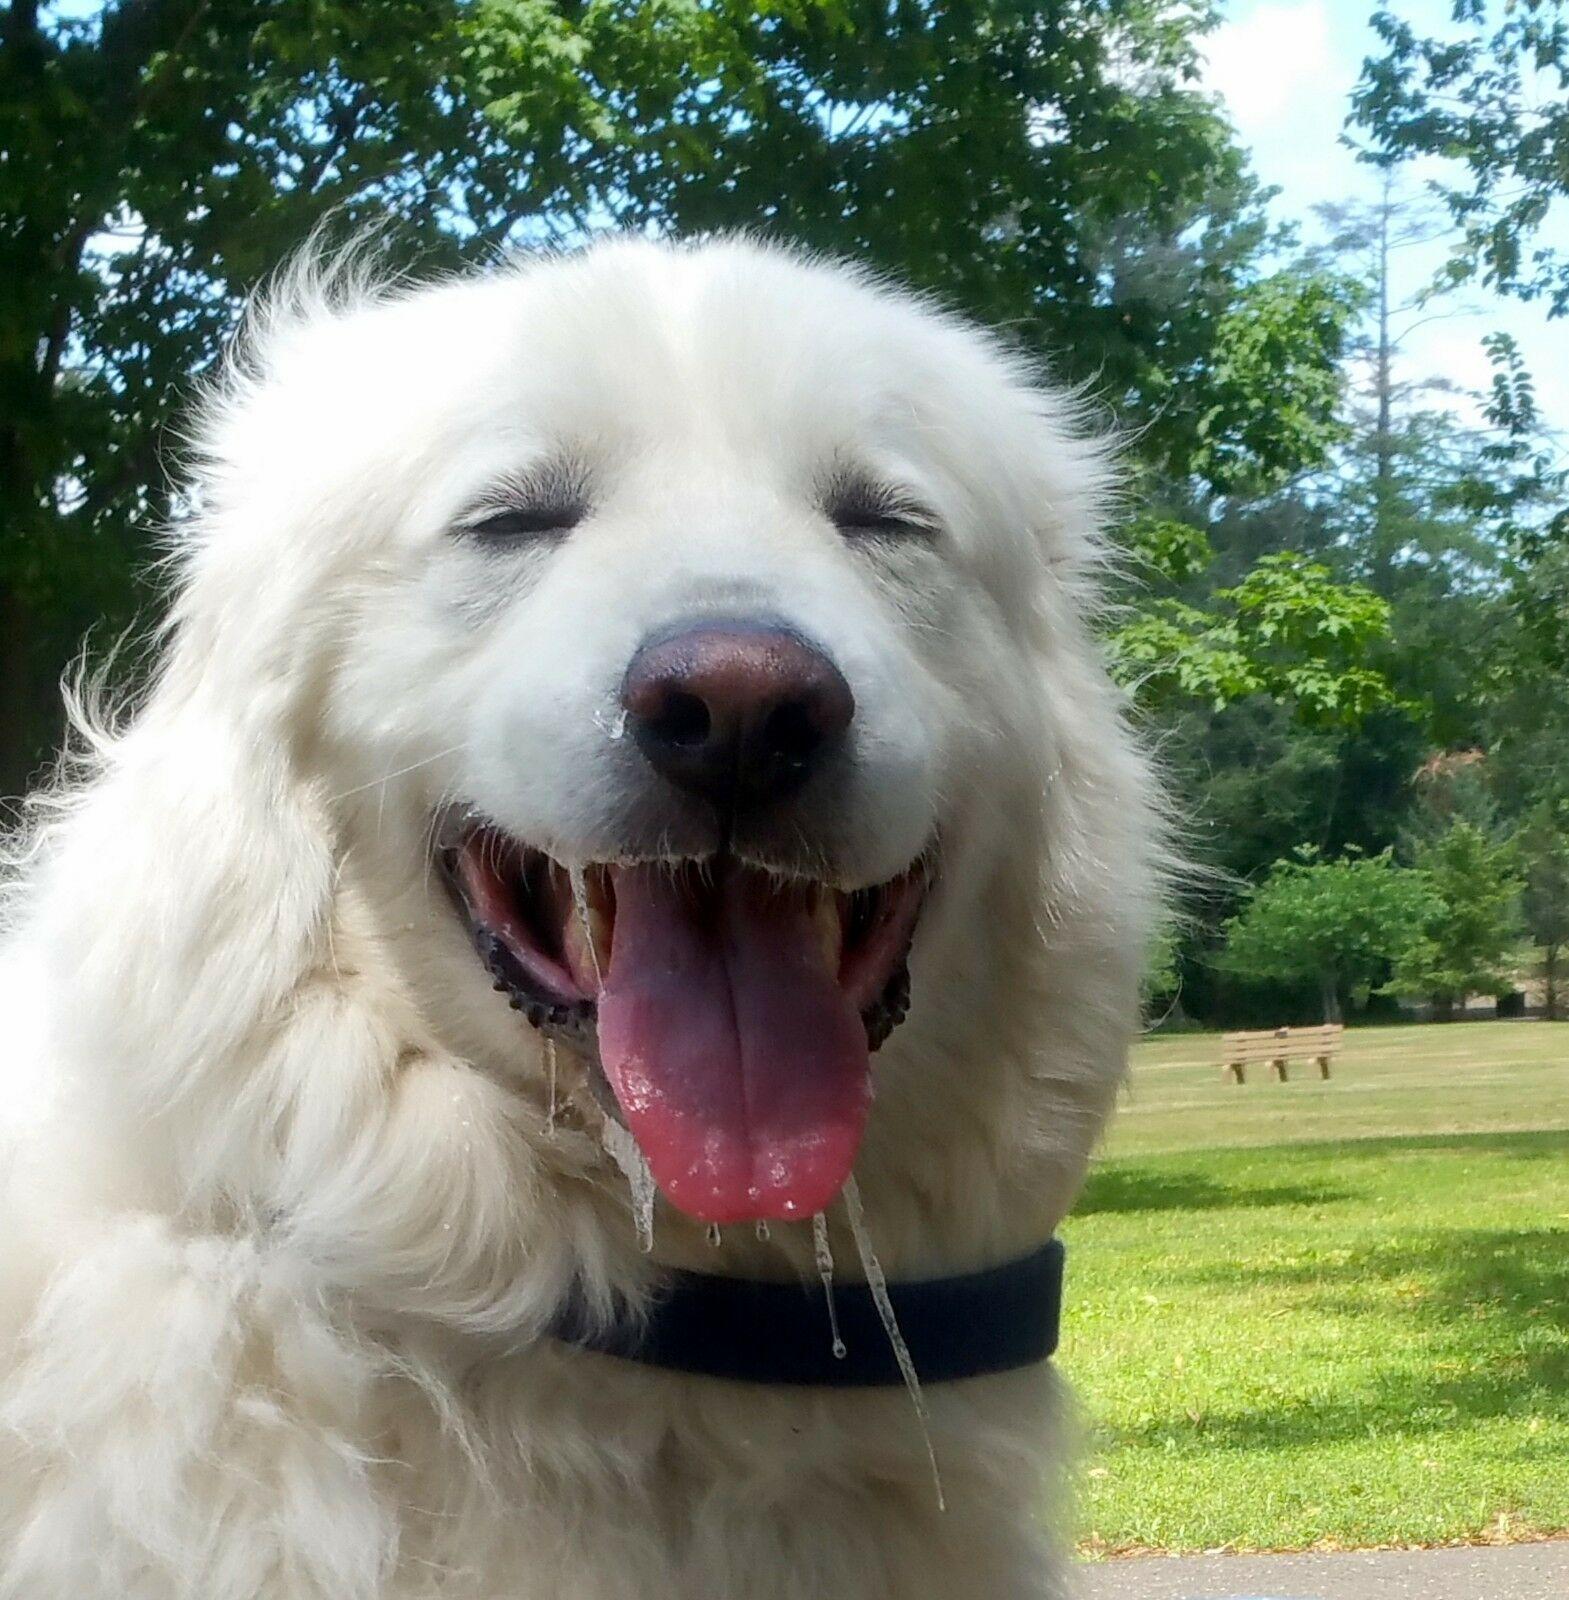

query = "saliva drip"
[
  {"left": 544, "top": 1037, "right": 559, "bottom": 1135},
  {"left": 841, "top": 1176, "right": 946, "bottom": 1513},
  {"left": 600, "top": 1119, "right": 656, "bottom": 1253},
  {"left": 811, "top": 1211, "right": 847, "bottom": 1360}
]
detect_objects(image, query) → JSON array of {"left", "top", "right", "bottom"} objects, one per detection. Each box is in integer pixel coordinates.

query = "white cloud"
[
  {"left": 1199, "top": 0, "right": 1569, "bottom": 433},
  {"left": 1202, "top": 0, "right": 1339, "bottom": 134},
  {"left": 1406, "top": 314, "right": 1569, "bottom": 439}
]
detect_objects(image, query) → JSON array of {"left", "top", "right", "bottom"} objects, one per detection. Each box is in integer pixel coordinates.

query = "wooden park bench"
[{"left": 1221, "top": 1024, "right": 1342, "bottom": 1084}]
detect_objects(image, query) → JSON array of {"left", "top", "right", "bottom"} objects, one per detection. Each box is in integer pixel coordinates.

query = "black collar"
[{"left": 546, "top": 1239, "right": 1065, "bottom": 1387}]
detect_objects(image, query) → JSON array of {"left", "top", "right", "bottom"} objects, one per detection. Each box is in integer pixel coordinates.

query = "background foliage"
[{"left": 3, "top": 0, "right": 1566, "bottom": 1024}]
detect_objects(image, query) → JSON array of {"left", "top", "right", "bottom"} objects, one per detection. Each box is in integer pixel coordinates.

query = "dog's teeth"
[
  {"left": 586, "top": 904, "right": 611, "bottom": 969},
  {"left": 561, "top": 901, "right": 606, "bottom": 989},
  {"left": 565, "top": 865, "right": 610, "bottom": 986},
  {"left": 815, "top": 889, "right": 843, "bottom": 971}
]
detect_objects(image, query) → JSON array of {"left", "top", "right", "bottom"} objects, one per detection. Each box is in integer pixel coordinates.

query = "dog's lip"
[
  {"left": 441, "top": 832, "right": 599, "bottom": 1008},
  {"left": 435, "top": 813, "right": 932, "bottom": 1046},
  {"left": 437, "top": 817, "right": 931, "bottom": 1221}
]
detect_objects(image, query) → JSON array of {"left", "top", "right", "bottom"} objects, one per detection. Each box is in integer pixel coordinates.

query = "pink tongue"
[{"left": 596, "top": 865, "right": 872, "bottom": 1224}]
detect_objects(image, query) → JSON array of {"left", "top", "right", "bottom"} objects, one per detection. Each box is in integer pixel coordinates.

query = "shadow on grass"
[
  {"left": 1081, "top": 1131, "right": 1569, "bottom": 1220},
  {"left": 1108, "top": 1221, "right": 1569, "bottom": 1453},
  {"left": 1271, "top": 1129, "right": 1569, "bottom": 1165},
  {"left": 1077, "top": 1167, "right": 1346, "bottom": 1216}
]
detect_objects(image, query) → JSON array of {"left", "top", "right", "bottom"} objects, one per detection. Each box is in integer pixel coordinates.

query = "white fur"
[{"left": 0, "top": 238, "right": 1161, "bottom": 1598}]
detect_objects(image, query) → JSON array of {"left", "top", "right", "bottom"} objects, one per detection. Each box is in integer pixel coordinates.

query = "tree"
[
  {"left": 1, "top": 0, "right": 539, "bottom": 790},
  {"left": 1108, "top": 549, "right": 1399, "bottom": 727},
  {"left": 1142, "top": 923, "right": 1183, "bottom": 1014},
  {"left": 1, "top": 0, "right": 1360, "bottom": 793},
  {"left": 1220, "top": 848, "right": 1437, "bottom": 1023},
  {"left": 1353, "top": 0, "right": 1569, "bottom": 314},
  {"left": 1304, "top": 189, "right": 1564, "bottom": 751},
  {"left": 1390, "top": 821, "right": 1524, "bottom": 1019},
  {"left": 471, "top": 0, "right": 1358, "bottom": 493},
  {"left": 1518, "top": 805, "right": 1569, "bottom": 1020},
  {"left": 1312, "top": 176, "right": 1453, "bottom": 577}
]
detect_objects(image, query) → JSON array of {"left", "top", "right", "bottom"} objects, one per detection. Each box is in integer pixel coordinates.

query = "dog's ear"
[
  {"left": 30, "top": 647, "right": 339, "bottom": 1134},
  {"left": 57, "top": 249, "right": 408, "bottom": 1119},
  {"left": 25, "top": 293, "right": 365, "bottom": 1188}
]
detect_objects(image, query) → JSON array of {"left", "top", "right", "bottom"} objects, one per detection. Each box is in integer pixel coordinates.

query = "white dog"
[{"left": 0, "top": 238, "right": 1160, "bottom": 1599}]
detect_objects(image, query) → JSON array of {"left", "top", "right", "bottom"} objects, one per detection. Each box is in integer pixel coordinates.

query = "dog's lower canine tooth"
[
  {"left": 568, "top": 864, "right": 608, "bottom": 984},
  {"left": 815, "top": 888, "right": 843, "bottom": 970}
]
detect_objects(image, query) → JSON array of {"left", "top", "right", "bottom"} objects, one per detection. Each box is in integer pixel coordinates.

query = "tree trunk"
[
  {"left": 1320, "top": 972, "right": 1342, "bottom": 1024},
  {"left": 1546, "top": 945, "right": 1560, "bottom": 1022},
  {"left": 1370, "top": 175, "right": 1396, "bottom": 591}
]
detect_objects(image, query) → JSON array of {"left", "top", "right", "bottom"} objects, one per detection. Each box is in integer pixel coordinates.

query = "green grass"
[
  {"left": 1108, "top": 1020, "right": 1569, "bottom": 1159},
  {"left": 1061, "top": 1021, "right": 1569, "bottom": 1556}
]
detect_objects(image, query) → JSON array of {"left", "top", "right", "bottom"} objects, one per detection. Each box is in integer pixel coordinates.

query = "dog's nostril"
[
  {"left": 653, "top": 691, "right": 711, "bottom": 748},
  {"left": 762, "top": 700, "right": 821, "bottom": 763}
]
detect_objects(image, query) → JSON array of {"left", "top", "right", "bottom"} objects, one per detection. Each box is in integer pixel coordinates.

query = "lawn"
[
  {"left": 1107, "top": 1019, "right": 1569, "bottom": 1158},
  {"left": 1062, "top": 1021, "right": 1569, "bottom": 1556}
]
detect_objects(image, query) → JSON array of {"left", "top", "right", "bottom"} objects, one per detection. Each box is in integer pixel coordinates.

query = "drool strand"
[
  {"left": 842, "top": 1176, "right": 945, "bottom": 1512},
  {"left": 811, "top": 1211, "right": 847, "bottom": 1361},
  {"left": 600, "top": 1119, "right": 656, "bottom": 1254}
]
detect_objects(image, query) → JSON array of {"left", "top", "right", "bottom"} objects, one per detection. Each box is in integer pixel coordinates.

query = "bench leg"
[
  {"left": 1319, "top": 1056, "right": 1331, "bottom": 1079},
  {"left": 1273, "top": 1058, "right": 1288, "bottom": 1082},
  {"left": 1226, "top": 1062, "right": 1245, "bottom": 1084}
]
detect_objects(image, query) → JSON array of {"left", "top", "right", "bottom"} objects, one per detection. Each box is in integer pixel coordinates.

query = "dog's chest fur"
[
  {"left": 376, "top": 1342, "right": 1067, "bottom": 1600},
  {"left": 0, "top": 1211, "right": 1064, "bottom": 1600}
]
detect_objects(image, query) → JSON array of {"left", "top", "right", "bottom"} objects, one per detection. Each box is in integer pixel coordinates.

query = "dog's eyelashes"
[
  {"left": 460, "top": 457, "right": 592, "bottom": 542},
  {"left": 825, "top": 480, "right": 937, "bottom": 541},
  {"left": 463, "top": 503, "right": 586, "bottom": 543}
]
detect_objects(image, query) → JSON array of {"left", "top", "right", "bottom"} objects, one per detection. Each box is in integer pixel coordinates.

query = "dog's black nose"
[{"left": 622, "top": 622, "right": 854, "bottom": 813}]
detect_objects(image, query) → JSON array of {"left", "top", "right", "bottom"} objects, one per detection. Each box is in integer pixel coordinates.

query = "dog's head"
[{"left": 169, "top": 238, "right": 1154, "bottom": 1238}]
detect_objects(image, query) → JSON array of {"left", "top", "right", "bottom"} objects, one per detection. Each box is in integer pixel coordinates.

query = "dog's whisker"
[
  {"left": 330, "top": 745, "right": 465, "bottom": 804},
  {"left": 419, "top": 790, "right": 457, "bottom": 895}
]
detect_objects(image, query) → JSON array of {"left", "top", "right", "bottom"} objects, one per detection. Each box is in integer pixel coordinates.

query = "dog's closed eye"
[
  {"left": 463, "top": 503, "right": 586, "bottom": 542},
  {"left": 824, "top": 473, "right": 939, "bottom": 541},
  {"left": 459, "top": 461, "right": 591, "bottom": 544}
]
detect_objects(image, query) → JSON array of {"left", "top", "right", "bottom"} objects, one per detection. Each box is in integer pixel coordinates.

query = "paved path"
[{"left": 1075, "top": 1542, "right": 1569, "bottom": 1599}]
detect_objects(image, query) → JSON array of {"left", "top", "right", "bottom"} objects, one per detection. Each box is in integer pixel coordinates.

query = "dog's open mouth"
[{"left": 440, "top": 822, "right": 927, "bottom": 1223}]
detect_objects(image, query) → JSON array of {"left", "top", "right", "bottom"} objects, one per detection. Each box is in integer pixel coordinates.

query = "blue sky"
[{"left": 1202, "top": 0, "right": 1569, "bottom": 436}]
